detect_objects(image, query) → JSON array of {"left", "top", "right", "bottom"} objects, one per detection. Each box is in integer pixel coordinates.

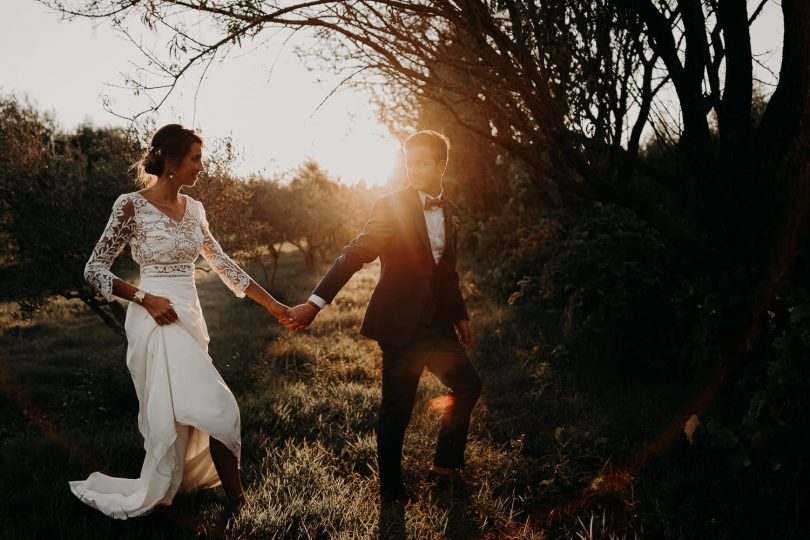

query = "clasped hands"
[
  {"left": 274, "top": 302, "right": 474, "bottom": 348},
  {"left": 279, "top": 302, "right": 319, "bottom": 331}
]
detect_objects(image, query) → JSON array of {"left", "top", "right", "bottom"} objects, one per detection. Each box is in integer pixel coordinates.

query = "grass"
[{"left": 0, "top": 250, "right": 760, "bottom": 539}]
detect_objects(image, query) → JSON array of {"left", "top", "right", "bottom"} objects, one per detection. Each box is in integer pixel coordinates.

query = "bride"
[{"left": 70, "top": 123, "right": 288, "bottom": 519}]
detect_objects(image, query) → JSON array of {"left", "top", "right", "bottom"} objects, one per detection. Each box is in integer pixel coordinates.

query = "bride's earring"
[{"left": 168, "top": 170, "right": 174, "bottom": 180}]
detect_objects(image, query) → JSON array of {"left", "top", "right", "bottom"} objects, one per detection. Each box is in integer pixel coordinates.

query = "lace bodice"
[{"left": 85, "top": 192, "right": 250, "bottom": 301}]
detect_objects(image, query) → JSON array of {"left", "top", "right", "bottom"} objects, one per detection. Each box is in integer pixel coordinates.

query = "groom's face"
[{"left": 406, "top": 145, "right": 446, "bottom": 193}]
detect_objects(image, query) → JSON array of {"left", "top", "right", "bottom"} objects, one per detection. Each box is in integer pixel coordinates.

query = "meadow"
[
  {"left": 3, "top": 2, "right": 809, "bottom": 537},
  {"left": 0, "top": 250, "right": 754, "bottom": 539}
]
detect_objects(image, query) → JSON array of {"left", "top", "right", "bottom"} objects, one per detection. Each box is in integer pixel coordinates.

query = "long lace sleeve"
[
  {"left": 84, "top": 194, "right": 136, "bottom": 301},
  {"left": 196, "top": 201, "right": 250, "bottom": 298}
]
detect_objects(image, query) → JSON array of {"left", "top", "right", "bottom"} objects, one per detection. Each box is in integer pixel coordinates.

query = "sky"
[
  {"left": 0, "top": 0, "right": 403, "bottom": 185},
  {"left": 0, "top": 0, "right": 785, "bottom": 186}
]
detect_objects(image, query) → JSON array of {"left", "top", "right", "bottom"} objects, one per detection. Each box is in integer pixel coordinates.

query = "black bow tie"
[{"left": 424, "top": 197, "right": 445, "bottom": 210}]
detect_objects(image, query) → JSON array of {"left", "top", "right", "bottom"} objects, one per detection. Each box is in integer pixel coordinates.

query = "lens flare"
[{"left": 427, "top": 395, "right": 455, "bottom": 413}]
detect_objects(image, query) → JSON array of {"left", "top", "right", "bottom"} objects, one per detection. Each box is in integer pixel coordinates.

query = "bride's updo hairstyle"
[{"left": 134, "top": 124, "right": 203, "bottom": 187}]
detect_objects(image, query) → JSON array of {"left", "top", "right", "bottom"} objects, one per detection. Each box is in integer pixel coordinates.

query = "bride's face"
[{"left": 173, "top": 142, "right": 205, "bottom": 187}]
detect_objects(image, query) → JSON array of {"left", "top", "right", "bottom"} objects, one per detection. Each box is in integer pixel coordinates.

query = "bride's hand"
[
  {"left": 283, "top": 303, "right": 318, "bottom": 331},
  {"left": 268, "top": 302, "right": 290, "bottom": 322},
  {"left": 142, "top": 293, "right": 178, "bottom": 326},
  {"left": 272, "top": 303, "right": 307, "bottom": 331}
]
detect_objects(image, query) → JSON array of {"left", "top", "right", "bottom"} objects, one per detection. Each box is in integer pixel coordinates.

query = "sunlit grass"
[{"left": 0, "top": 253, "right": 667, "bottom": 538}]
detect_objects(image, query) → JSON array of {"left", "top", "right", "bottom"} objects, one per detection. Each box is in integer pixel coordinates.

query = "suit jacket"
[{"left": 312, "top": 186, "right": 469, "bottom": 347}]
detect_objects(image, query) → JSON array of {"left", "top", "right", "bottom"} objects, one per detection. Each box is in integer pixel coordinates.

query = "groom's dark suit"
[{"left": 311, "top": 186, "right": 482, "bottom": 497}]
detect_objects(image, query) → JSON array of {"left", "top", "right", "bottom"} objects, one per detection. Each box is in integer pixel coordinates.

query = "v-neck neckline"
[{"left": 134, "top": 192, "right": 188, "bottom": 224}]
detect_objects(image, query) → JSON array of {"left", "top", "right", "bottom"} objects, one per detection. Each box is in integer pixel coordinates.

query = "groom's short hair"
[{"left": 404, "top": 130, "right": 450, "bottom": 164}]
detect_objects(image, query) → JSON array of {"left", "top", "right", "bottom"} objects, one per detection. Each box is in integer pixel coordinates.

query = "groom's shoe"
[{"left": 426, "top": 468, "right": 475, "bottom": 493}]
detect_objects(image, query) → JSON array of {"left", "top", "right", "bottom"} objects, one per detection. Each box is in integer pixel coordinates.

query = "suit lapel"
[
  {"left": 406, "top": 187, "right": 434, "bottom": 258},
  {"left": 442, "top": 203, "right": 455, "bottom": 259}
]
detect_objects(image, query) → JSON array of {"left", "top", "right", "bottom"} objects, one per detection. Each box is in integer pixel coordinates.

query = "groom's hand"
[
  {"left": 285, "top": 302, "right": 320, "bottom": 331},
  {"left": 455, "top": 320, "right": 473, "bottom": 348}
]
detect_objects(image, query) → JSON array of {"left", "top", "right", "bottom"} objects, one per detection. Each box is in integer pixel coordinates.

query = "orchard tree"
[
  {"left": 0, "top": 97, "right": 141, "bottom": 334},
  {"left": 44, "top": 0, "right": 810, "bottom": 387},
  {"left": 44, "top": 0, "right": 810, "bottom": 269}
]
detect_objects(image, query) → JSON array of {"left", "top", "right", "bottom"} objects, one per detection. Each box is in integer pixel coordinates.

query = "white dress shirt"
[
  {"left": 418, "top": 189, "right": 446, "bottom": 264},
  {"left": 308, "top": 189, "right": 445, "bottom": 309}
]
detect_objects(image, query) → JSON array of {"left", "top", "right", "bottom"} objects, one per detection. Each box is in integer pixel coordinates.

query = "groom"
[{"left": 286, "top": 130, "right": 482, "bottom": 504}]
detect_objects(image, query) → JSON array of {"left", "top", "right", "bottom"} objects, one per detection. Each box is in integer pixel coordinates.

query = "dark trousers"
[{"left": 377, "top": 321, "right": 482, "bottom": 494}]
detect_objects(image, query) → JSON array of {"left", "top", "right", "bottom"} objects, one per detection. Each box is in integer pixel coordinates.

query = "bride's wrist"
[{"left": 266, "top": 300, "right": 283, "bottom": 318}]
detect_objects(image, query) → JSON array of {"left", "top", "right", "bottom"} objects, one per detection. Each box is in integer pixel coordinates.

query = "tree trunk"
[{"left": 268, "top": 249, "right": 279, "bottom": 286}]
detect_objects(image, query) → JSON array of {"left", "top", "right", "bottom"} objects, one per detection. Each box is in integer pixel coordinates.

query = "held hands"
[
  {"left": 266, "top": 302, "right": 292, "bottom": 325},
  {"left": 455, "top": 320, "right": 474, "bottom": 348},
  {"left": 281, "top": 302, "right": 320, "bottom": 331},
  {"left": 143, "top": 293, "right": 178, "bottom": 326}
]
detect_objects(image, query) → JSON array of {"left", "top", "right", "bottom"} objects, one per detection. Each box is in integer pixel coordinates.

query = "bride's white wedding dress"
[{"left": 70, "top": 192, "right": 250, "bottom": 519}]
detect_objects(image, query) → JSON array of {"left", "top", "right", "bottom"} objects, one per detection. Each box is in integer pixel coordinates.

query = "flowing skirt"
[{"left": 69, "top": 275, "right": 241, "bottom": 519}]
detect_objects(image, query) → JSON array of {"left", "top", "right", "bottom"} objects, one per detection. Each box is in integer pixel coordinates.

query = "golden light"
[{"left": 428, "top": 395, "right": 455, "bottom": 413}]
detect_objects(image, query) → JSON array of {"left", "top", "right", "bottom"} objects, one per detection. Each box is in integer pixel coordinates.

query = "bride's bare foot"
[{"left": 209, "top": 437, "right": 245, "bottom": 506}]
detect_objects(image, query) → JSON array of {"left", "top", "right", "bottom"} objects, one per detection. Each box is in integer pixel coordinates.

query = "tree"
[
  {"left": 245, "top": 178, "right": 288, "bottom": 285},
  {"left": 44, "top": 0, "right": 809, "bottom": 263},
  {"left": 0, "top": 97, "right": 141, "bottom": 334},
  {"left": 268, "top": 160, "right": 368, "bottom": 268}
]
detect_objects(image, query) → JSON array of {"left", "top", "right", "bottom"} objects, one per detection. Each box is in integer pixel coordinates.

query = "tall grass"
[{"left": 1, "top": 252, "right": 667, "bottom": 539}]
